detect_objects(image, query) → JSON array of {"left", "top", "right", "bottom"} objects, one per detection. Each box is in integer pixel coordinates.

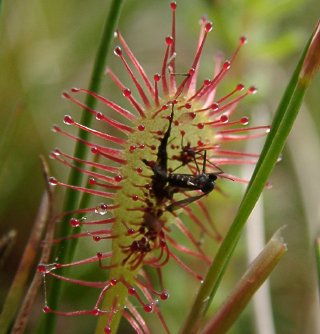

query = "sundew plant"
[
  {"left": 0, "top": 1, "right": 319, "bottom": 334},
  {"left": 42, "top": 2, "right": 269, "bottom": 333}
]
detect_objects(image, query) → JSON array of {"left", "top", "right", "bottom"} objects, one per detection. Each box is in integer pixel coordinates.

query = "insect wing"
[{"left": 166, "top": 193, "right": 206, "bottom": 211}]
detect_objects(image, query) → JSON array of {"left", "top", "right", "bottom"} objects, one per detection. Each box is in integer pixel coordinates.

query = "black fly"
[
  {"left": 166, "top": 150, "right": 222, "bottom": 211},
  {"left": 143, "top": 103, "right": 222, "bottom": 211},
  {"left": 168, "top": 151, "right": 217, "bottom": 193}
]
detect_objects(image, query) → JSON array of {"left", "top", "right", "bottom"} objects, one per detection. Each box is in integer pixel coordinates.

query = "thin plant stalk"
[{"left": 245, "top": 199, "right": 276, "bottom": 334}]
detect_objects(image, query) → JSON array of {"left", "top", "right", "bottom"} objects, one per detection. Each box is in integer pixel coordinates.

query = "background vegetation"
[{"left": 0, "top": 0, "right": 319, "bottom": 333}]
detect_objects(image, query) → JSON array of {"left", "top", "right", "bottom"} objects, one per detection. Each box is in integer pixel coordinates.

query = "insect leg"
[
  {"left": 157, "top": 103, "right": 175, "bottom": 172},
  {"left": 193, "top": 152, "right": 201, "bottom": 174},
  {"left": 202, "top": 150, "right": 207, "bottom": 173}
]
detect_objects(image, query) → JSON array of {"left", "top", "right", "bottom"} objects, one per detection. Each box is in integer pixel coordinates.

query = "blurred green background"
[{"left": 0, "top": 0, "right": 319, "bottom": 333}]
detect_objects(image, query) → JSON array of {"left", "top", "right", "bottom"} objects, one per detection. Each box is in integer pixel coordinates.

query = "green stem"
[
  {"left": 180, "top": 28, "right": 313, "bottom": 334},
  {"left": 40, "top": 1, "right": 125, "bottom": 333}
]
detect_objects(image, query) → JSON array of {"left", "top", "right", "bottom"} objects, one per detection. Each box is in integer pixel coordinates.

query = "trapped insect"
[{"left": 143, "top": 104, "right": 222, "bottom": 211}]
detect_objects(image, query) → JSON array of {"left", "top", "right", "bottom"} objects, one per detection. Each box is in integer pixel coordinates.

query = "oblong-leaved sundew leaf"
[{"left": 39, "top": 2, "right": 268, "bottom": 333}]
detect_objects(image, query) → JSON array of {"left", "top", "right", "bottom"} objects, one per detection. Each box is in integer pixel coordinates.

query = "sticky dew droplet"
[
  {"left": 248, "top": 86, "right": 257, "bottom": 94},
  {"left": 131, "top": 195, "right": 139, "bottom": 201},
  {"left": 104, "top": 326, "right": 112, "bottom": 334},
  {"left": 205, "top": 22, "right": 213, "bottom": 33},
  {"left": 37, "top": 263, "right": 57, "bottom": 274},
  {"left": 61, "top": 92, "right": 70, "bottom": 99},
  {"left": 197, "top": 275, "right": 204, "bottom": 283},
  {"left": 42, "top": 306, "right": 51, "bottom": 313},
  {"left": 114, "top": 175, "right": 123, "bottom": 182},
  {"left": 136, "top": 167, "right": 143, "bottom": 174},
  {"left": 127, "top": 228, "right": 135, "bottom": 235},
  {"left": 160, "top": 290, "right": 169, "bottom": 300},
  {"left": 144, "top": 304, "right": 153, "bottom": 313},
  {"left": 54, "top": 148, "right": 62, "bottom": 156},
  {"left": 114, "top": 46, "right": 122, "bottom": 56},
  {"left": 48, "top": 177, "right": 58, "bottom": 186},
  {"left": 91, "top": 146, "right": 99, "bottom": 154},
  {"left": 129, "top": 145, "right": 136, "bottom": 152},
  {"left": 89, "top": 177, "right": 96, "bottom": 185},
  {"left": 37, "top": 264, "right": 47, "bottom": 273},
  {"left": 96, "top": 112, "right": 104, "bottom": 121},
  {"left": 220, "top": 115, "right": 229, "bottom": 123},
  {"left": 237, "top": 83, "right": 245, "bottom": 91},
  {"left": 170, "top": 2, "right": 177, "bottom": 11},
  {"left": 154, "top": 73, "right": 161, "bottom": 82},
  {"left": 95, "top": 203, "right": 108, "bottom": 215},
  {"left": 240, "top": 116, "right": 249, "bottom": 125},
  {"left": 123, "top": 88, "right": 131, "bottom": 97},
  {"left": 91, "top": 308, "right": 100, "bottom": 316},
  {"left": 69, "top": 218, "right": 80, "bottom": 227},
  {"left": 211, "top": 103, "right": 219, "bottom": 111},
  {"left": 223, "top": 60, "right": 231, "bottom": 70},
  {"left": 197, "top": 123, "right": 204, "bottom": 130},
  {"left": 110, "top": 279, "right": 117, "bottom": 286},
  {"left": 63, "top": 115, "right": 74, "bottom": 125},
  {"left": 240, "top": 36, "right": 247, "bottom": 45},
  {"left": 52, "top": 125, "right": 60, "bottom": 133},
  {"left": 165, "top": 36, "right": 174, "bottom": 45}
]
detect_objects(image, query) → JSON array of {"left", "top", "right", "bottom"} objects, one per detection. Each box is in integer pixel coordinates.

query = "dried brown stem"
[{"left": 8, "top": 157, "right": 54, "bottom": 334}]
